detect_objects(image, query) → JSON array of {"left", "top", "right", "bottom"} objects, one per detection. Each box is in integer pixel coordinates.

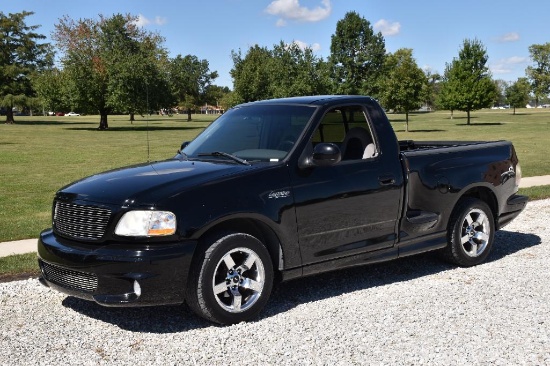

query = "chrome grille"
[
  {"left": 40, "top": 261, "right": 98, "bottom": 292},
  {"left": 54, "top": 201, "right": 111, "bottom": 240}
]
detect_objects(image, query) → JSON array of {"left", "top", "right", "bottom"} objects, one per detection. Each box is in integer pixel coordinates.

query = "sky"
[{"left": 4, "top": 0, "right": 550, "bottom": 89}]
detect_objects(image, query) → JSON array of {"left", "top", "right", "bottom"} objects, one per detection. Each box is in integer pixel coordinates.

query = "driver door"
[{"left": 290, "top": 105, "right": 401, "bottom": 265}]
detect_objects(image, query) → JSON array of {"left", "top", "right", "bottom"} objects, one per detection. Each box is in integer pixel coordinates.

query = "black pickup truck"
[{"left": 38, "top": 95, "right": 527, "bottom": 324}]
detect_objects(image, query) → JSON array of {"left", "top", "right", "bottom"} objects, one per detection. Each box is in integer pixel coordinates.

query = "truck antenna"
[{"left": 146, "top": 82, "right": 150, "bottom": 162}]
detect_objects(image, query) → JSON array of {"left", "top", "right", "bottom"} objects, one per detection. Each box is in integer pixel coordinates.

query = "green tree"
[
  {"left": 493, "top": 79, "right": 509, "bottom": 107},
  {"left": 31, "top": 67, "right": 68, "bottom": 114},
  {"left": 0, "top": 11, "right": 53, "bottom": 123},
  {"left": 437, "top": 63, "right": 460, "bottom": 117},
  {"left": 526, "top": 43, "right": 550, "bottom": 106},
  {"left": 422, "top": 70, "right": 441, "bottom": 111},
  {"left": 438, "top": 39, "right": 496, "bottom": 125},
  {"left": 169, "top": 54, "right": 218, "bottom": 121},
  {"left": 219, "top": 91, "right": 243, "bottom": 111},
  {"left": 270, "top": 41, "right": 330, "bottom": 97},
  {"left": 379, "top": 49, "right": 426, "bottom": 132},
  {"left": 230, "top": 45, "right": 273, "bottom": 103},
  {"left": 328, "top": 11, "right": 386, "bottom": 97},
  {"left": 506, "top": 77, "right": 531, "bottom": 115},
  {"left": 203, "top": 85, "right": 230, "bottom": 110},
  {"left": 230, "top": 42, "right": 330, "bottom": 103},
  {"left": 54, "top": 13, "right": 168, "bottom": 129},
  {"left": 107, "top": 28, "right": 173, "bottom": 122}
]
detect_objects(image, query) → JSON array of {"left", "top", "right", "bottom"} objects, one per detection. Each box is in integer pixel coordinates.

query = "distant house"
[{"left": 200, "top": 104, "right": 224, "bottom": 115}]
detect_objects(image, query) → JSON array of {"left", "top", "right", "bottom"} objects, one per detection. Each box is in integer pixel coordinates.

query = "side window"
[{"left": 312, "top": 106, "right": 377, "bottom": 160}]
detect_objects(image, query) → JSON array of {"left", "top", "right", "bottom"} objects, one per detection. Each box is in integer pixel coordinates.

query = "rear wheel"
[
  {"left": 441, "top": 198, "right": 495, "bottom": 266},
  {"left": 186, "top": 232, "right": 274, "bottom": 325}
]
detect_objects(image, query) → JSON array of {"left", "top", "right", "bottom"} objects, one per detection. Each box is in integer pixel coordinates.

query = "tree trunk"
[
  {"left": 130, "top": 113, "right": 135, "bottom": 124},
  {"left": 5, "top": 108, "right": 15, "bottom": 124},
  {"left": 98, "top": 112, "right": 109, "bottom": 130},
  {"left": 513, "top": 107, "right": 516, "bottom": 115},
  {"left": 450, "top": 110, "right": 454, "bottom": 120},
  {"left": 405, "top": 111, "right": 409, "bottom": 132},
  {"left": 187, "top": 110, "right": 192, "bottom": 122},
  {"left": 467, "top": 110, "right": 471, "bottom": 125}
]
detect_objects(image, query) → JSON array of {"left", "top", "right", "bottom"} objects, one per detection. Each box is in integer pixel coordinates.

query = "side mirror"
[
  {"left": 180, "top": 141, "right": 190, "bottom": 151},
  {"left": 176, "top": 141, "right": 191, "bottom": 159},
  {"left": 311, "top": 143, "right": 341, "bottom": 167}
]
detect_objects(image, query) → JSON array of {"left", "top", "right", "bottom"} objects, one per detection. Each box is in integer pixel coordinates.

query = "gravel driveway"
[{"left": 1, "top": 199, "right": 549, "bottom": 365}]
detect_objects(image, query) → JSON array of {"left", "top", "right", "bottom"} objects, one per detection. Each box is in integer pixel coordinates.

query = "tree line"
[{"left": 2, "top": 11, "right": 550, "bottom": 129}]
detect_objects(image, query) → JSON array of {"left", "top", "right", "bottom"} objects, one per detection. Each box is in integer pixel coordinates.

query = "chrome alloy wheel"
[
  {"left": 212, "top": 247, "right": 266, "bottom": 313},
  {"left": 460, "top": 208, "right": 491, "bottom": 257}
]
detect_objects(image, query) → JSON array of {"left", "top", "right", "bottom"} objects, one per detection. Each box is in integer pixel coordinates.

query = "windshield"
[{"left": 182, "top": 104, "right": 315, "bottom": 162}]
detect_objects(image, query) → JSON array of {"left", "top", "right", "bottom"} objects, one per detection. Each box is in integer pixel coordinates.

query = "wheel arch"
[
  {"left": 195, "top": 217, "right": 284, "bottom": 281},
  {"left": 455, "top": 185, "right": 498, "bottom": 226}
]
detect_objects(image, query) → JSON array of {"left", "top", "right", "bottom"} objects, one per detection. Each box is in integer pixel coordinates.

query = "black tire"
[
  {"left": 440, "top": 198, "right": 495, "bottom": 267},
  {"left": 186, "top": 232, "right": 274, "bottom": 325}
]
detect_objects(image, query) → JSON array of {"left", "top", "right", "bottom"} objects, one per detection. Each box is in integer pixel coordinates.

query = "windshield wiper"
[
  {"left": 198, "top": 151, "right": 250, "bottom": 166},
  {"left": 175, "top": 149, "right": 189, "bottom": 161}
]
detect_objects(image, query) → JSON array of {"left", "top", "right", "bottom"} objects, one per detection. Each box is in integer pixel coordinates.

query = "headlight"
[{"left": 115, "top": 210, "right": 176, "bottom": 237}]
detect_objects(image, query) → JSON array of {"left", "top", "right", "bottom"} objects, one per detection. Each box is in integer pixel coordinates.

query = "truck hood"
[{"left": 57, "top": 159, "right": 258, "bottom": 207}]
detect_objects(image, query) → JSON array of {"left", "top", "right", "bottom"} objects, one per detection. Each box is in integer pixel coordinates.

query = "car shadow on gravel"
[
  {"left": 60, "top": 230, "right": 540, "bottom": 332},
  {"left": 61, "top": 298, "right": 214, "bottom": 332}
]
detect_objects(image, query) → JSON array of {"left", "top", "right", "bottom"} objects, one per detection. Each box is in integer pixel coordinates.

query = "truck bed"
[{"left": 398, "top": 140, "right": 496, "bottom": 152}]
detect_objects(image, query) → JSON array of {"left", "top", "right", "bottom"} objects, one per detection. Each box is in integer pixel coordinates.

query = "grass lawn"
[
  {"left": 0, "top": 108, "right": 549, "bottom": 242},
  {"left": 0, "top": 253, "right": 40, "bottom": 280},
  {"left": 389, "top": 108, "right": 550, "bottom": 177},
  {"left": 1, "top": 113, "right": 215, "bottom": 242},
  {"left": 518, "top": 185, "right": 550, "bottom": 201}
]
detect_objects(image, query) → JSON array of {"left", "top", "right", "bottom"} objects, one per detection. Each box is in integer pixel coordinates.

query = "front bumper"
[{"left": 37, "top": 229, "right": 197, "bottom": 307}]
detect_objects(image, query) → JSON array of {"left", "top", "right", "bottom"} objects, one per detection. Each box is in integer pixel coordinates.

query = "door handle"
[{"left": 378, "top": 175, "right": 395, "bottom": 186}]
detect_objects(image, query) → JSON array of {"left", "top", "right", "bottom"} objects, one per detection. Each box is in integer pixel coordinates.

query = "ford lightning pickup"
[{"left": 38, "top": 95, "right": 528, "bottom": 324}]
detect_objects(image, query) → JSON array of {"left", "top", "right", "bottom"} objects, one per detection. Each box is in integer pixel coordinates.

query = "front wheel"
[
  {"left": 440, "top": 198, "right": 495, "bottom": 267},
  {"left": 186, "top": 232, "right": 274, "bottom": 325}
]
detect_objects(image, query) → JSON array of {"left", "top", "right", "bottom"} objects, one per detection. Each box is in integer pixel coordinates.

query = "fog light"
[{"left": 133, "top": 280, "right": 141, "bottom": 297}]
